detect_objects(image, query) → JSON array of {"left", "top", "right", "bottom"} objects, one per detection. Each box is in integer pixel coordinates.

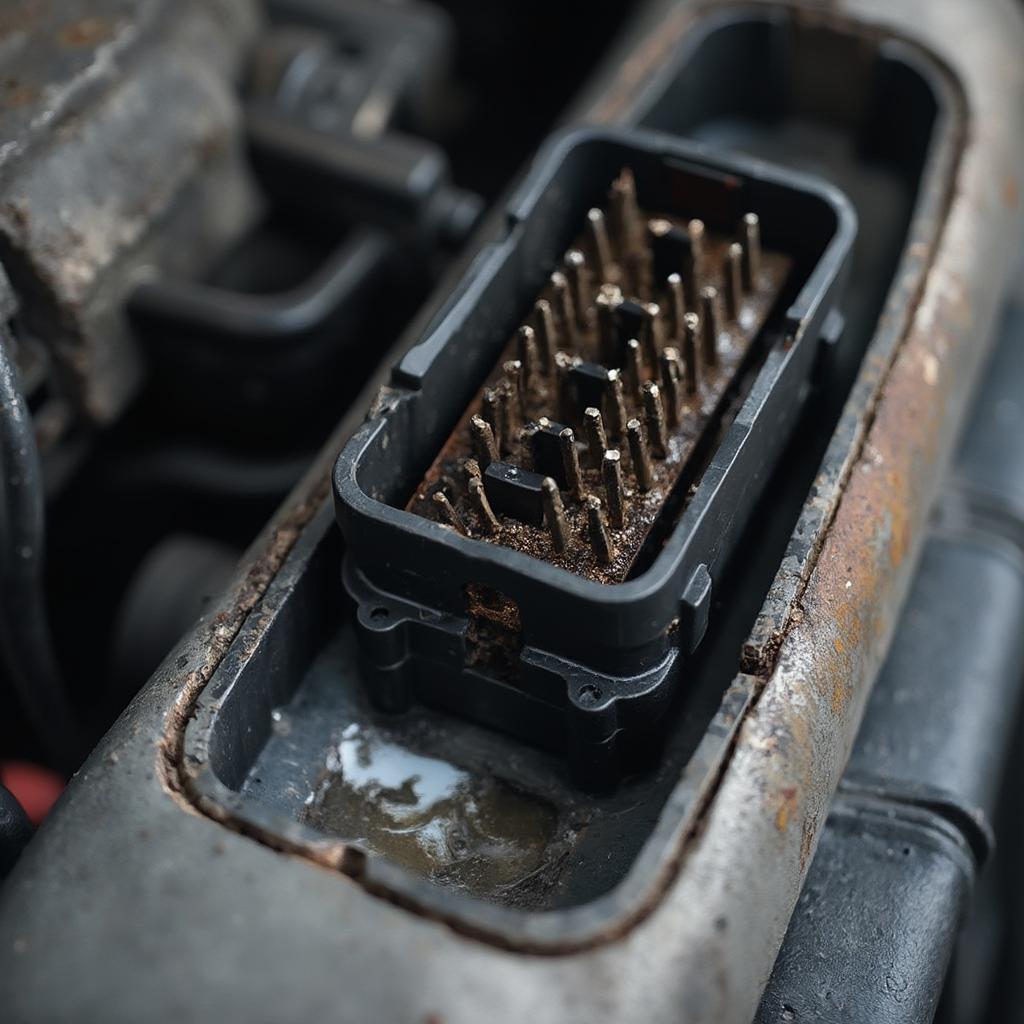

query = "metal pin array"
[{"left": 417, "top": 166, "right": 778, "bottom": 571}]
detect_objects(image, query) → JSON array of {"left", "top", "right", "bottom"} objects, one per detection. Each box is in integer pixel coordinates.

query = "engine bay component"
[{"left": 335, "top": 128, "right": 855, "bottom": 784}]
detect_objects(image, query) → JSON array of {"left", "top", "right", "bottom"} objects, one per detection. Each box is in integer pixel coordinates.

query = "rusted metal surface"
[
  {"left": 0, "top": 0, "right": 261, "bottom": 425},
  {"left": 0, "top": 1, "right": 1021, "bottom": 1021},
  {"left": 598, "top": 0, "right": 1022, "bottom": 1016}
]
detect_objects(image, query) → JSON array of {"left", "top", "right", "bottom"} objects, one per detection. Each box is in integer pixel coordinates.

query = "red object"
[{"left": 0, "top": 761, "right": 64, "bottom": 825}]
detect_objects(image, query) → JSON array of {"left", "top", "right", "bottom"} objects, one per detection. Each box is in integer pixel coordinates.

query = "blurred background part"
[{"left": 0, "top": 0, "right": 634, "bottom": 782}]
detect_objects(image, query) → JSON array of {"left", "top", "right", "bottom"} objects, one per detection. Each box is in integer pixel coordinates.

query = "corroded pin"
[
  {"left": 559, "top": 426, "right": 585, "bottom": 499},
  {"left": 533, "top": 299, "right": 556, "bottom": 371},
  {"left": 585, "top": 495, "right": 615, "bottom": 564},
  {"left": 606, "top": 369, "right": 628, "bottom": 437},
  {"left": 583, "top": 406, "right": 608, "bottom": 469},
  {"left": 468, "top": 476, "right": 500, "bottom": 534},
  {"left": 433, "top": 490, "right": 467, "bottom": 535},
  {"left": 517, "top": 325, "right": 537, "bottom": 386},
  {"left": 565, "top": 249, "right": 592, "bottom": 329},
  {"left": 642, "top": 381, "right": 668, "bottom": 458},
  {"left": 480, "top": 393, "right": 502, "bottom": 453},
  {"left": 587, "top": 207, "right": 616, "bottom": 283},
  {"left": 659, "top": 347, "right": 682, "bottom": 426},
  {"left": 602, "top": 449, "right": 625, "bottom": 529},
  {"left": 550, "top": 271, "right": 576, "bottom": 347},
  {"left": 610, "top": 168, "right": 642, "bottom": 258},
  {"left": 541, "top": 477, "right": 570, "bottom": 553},
  {"left": 626, "top": 418, "right": 653, "bottom": 491},
  {"left": 624, "top": 337, "right": 643, "bottom": 400}
]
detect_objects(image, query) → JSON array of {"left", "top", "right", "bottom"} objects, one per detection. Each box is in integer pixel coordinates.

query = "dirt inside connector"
[
  {"left": 464, "top": 585, "right": 523, "bottom": 681},
  {"left": 407, "top": 169, "right": 791, "bottom": 583}
]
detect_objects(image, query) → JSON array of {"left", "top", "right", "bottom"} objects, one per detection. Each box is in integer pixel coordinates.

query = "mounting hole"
[
  {"left": 577, "top": 683, "right": 602, "bottom": 706},
  {"left": 369, "top": 606, "right": 389, "bottom": 622}
]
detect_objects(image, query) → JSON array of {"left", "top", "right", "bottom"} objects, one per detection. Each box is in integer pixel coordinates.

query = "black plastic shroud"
[{"left": 333, "top": 127, "right": 855, "bottom": 786}]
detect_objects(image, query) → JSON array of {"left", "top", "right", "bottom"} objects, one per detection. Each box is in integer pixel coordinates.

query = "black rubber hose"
[{"left": 0, "top": 329, "right": 81, "bottom": 770}]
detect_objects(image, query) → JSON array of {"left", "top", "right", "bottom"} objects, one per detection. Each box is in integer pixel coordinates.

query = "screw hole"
[
  {"left": 370, "top": 606, "right": 389, "bottom": 622},
  {"left": 578, "top": 683, "right": 601, "bottom": 705}
]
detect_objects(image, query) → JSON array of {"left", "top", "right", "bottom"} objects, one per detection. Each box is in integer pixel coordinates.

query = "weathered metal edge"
[{"left": 582, "top": 0, "right": 1023, "bottom": 1018}]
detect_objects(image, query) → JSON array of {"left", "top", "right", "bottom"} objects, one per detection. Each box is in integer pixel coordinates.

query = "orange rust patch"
[
  {"left": 775, "top": 786, "right": 798, "bottom": 832},
  {"left": 831, "top": 674, "right": 847, "bottom": 717},
  {"left": 59, "top": 16, "right": 113, "bottom": 48},
  {"left": 886, "top": 478, "right": 911, "bottom": 569}
]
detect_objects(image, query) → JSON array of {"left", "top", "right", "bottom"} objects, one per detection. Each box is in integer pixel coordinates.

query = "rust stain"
[
  {"left": 831, "top": 675, "right": 846, "bottom": 717},
  {"left": 158, "top": 473, "right": 331, "bottom": 804},
  {"left": 58, "top": 16, "right": 114, "bottom": 49},
  {"left": 775, "top": 787, "right": 798, "bottom": 832},
  {"left": 1005, "top": 176, "right": 1019, "bottom": 209},
  {"left": 799, "top": 814, "right": 818, "bottom": 874}
]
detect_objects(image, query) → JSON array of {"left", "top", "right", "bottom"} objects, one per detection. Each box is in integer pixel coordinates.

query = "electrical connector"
[{"left": 334, "top": 128, "right": 854, "bottom": 785}]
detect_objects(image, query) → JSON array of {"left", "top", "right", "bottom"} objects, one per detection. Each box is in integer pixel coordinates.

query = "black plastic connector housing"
[{"left": 334, "top": 127, "right": 855, "bottom": 785}]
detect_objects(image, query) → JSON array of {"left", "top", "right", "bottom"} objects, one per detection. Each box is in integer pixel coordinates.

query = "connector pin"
[
  {"left": 583, "top": 406, "right": 608, "bottom": 469},
  {"left": 700, "top": 285, "right": 719, "bottom": 367},
  {"left": 741, "top": 213, "right": 761, "bottom": 289},
  {"left": 659, "top": 347, "right": 683, "bottom": 425},
  {"left": 624, "top": 338, "right": 643, "bottom": 400},
  {"left": 606, "top": 369, "right": 628, "bottom": 437},
  {"left": 602, "top": 449, "right": 626, "bottom": 529},
  {"left": 559, "top": 426, "right": 585, "bottom": 499},
  {"left": 610, "top": 168, "right": 642, "bottom": 258},
  {"left": 481, "top": 390, "right": 502, "bottom": 451},
  {"left": 642, "top": 381, "right": 668, "bottom": 458},
  {"left": 470, "top": 414, "right": 499, "bottom": 466},
  {"left": 517, "top": 325, "right": 537, "bottom": 386},
  {"left": 541, "top": 477, "right": 570, "bottom": 554},
  {"left": 642, "top": 302, "right": 663, "bottom": 369},
  {"left": 433, "top": 490, "right": 468, "bottom": 535},
  {"left": 682, "top": 312, "right": 700, "bottom": 396},
  {"left": 724, "top": 242, "right": 744, "bottom": 321},
  {"left": 533, "top": 299, "right": 556, "bottom": 372},
  {"left": 468, "top": 476, "right": 500, "bottom": 534},
  {"left": 585, "top": 495, "right": 616, "bottom": 564},
  {"left": 586, "top": 207, "right": 616, "bottom": 284},
  {"left": 667, "top": 272, "right": 686, "bottom": 343},
  {"left": 687, "top": 219, "right": 706, "bottom": 303},
  {"left": 626, "top": 418, "right": 653, "bottom": 491},
  {"left": 550, "top": 271, "right": 575, "bottom": 346},
  {"left": 565, "top": 249, "right": 592, "bottom": 329}
]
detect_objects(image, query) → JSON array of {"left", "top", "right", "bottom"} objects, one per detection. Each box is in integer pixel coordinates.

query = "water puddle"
[{"left": 302, "top": 721, "right": 571, "bottom": 904}]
